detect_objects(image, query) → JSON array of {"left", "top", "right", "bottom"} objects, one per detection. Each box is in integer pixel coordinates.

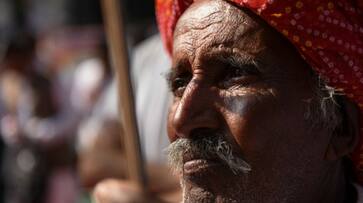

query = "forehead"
[{"left": 173, "top": 0, "right": 266, "bottom": 60}]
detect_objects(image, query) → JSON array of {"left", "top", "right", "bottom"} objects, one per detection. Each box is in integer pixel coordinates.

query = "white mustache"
[{"left": 165, "top": 135, "right": 252, "bottom": 174}]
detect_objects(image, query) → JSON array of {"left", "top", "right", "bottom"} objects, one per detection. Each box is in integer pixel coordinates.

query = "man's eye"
[
  {"left": 220, "top": 64, "right": 260, "bottom": 88},
  {"left": 171, "top": 74, "right": 191, "bottom": 97}
]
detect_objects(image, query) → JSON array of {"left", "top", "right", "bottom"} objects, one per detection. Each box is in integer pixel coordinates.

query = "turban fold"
[{"left": 156, "top": 0, "right": 363, "bottom": 183}]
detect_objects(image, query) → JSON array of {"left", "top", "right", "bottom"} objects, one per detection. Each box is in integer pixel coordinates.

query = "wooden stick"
[{"left": 101, "top": 0, "right": 147, "bottom": 191}]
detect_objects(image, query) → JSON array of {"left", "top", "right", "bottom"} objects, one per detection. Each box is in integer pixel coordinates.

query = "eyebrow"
[
  {"left": 215, "top": 54, "right": 260, "bottom": 70},
  {"left": 165, "top": 50, "right": 262, "bottom": 89}
]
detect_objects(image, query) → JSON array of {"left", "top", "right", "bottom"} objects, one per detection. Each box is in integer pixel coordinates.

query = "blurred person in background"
[
  {"left": 78, "top": 34, "right": 182, "bottom": 203},
  {"left": 74, "top": 2, "right": 183, "bottom": 203},
  {"left": 29, "top": 32, "right": 112, "bottom": 203},
  {"left": 0, "top": 31, "right": 55, "bottom": 203}
]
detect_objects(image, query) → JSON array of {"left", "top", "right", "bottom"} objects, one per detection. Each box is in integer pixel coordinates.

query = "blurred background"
[{"left": 0, "top": 0, "right": 177, "bottom": 202}]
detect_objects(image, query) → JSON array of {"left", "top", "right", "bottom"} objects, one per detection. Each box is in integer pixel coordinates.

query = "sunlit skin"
[{"left": 167, "top": 0, "right": 359, "bottom": 202}]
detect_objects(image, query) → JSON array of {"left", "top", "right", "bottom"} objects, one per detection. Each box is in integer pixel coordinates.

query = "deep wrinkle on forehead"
[{"left": 172, "top": 1, "right": 267, "bottom": 72}]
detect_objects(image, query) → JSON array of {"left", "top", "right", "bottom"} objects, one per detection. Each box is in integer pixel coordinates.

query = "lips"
[
  {"left": 182, "top": 150, "right": 222, "bottom": 175},
  {"left": 183, "top": 159, "right": 220, "bottom": 175}
]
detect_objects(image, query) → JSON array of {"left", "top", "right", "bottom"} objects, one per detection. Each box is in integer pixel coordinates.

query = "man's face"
[{"left": 167, "top": 0, "right": 336, "bottom": 202}]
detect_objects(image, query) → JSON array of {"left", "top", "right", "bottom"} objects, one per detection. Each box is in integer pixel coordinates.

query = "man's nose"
[{"left": 172, "top": 81, "right": 220, "bottom": 138}]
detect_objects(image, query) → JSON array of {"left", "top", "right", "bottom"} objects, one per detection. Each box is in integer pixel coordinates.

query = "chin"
[
  {"left": 181, "top": 183, "right": 241, "bottom": 203},
  {"left": 180, "top": 164, "right": 245, "bottom": 203}
]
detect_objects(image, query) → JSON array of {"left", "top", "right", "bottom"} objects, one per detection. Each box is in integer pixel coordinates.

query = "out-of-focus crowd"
[{"left": 0, "top": 1, "right": 180, "bottom": 203}]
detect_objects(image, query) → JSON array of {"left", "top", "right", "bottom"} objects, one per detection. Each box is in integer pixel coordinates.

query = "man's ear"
[{"left": 325, "top": 98, "right": 360, "bottom": 161}]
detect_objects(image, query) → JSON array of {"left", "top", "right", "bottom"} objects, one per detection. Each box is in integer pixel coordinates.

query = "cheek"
[
  {"left": 219, "top": 88, "right": 317, "bottom": 157},
  {"left": 220, "top": 88, "right": 331, "bottom": 171},
  {"left": 220, "top": 92, "right": 278, "bottom": 154}
]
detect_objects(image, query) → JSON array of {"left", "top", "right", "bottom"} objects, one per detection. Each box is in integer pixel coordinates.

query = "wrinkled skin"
[{"left": 167, "top": 0, "right": 359, "bottom": 202}]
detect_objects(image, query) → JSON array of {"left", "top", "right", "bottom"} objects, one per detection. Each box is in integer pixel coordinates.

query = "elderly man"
[{"left": 94, "top": 0, "right": 363, "bottom": 202}]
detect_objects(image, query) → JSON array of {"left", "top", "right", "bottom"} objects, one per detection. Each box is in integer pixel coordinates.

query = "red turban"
[{"left": 156, "top": 0, "right": 363, "bottom": 183}]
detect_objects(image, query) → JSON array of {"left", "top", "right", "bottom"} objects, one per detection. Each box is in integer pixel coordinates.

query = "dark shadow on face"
[{"left": 166, "top": 0, "right": 359, "bottom": 202}]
